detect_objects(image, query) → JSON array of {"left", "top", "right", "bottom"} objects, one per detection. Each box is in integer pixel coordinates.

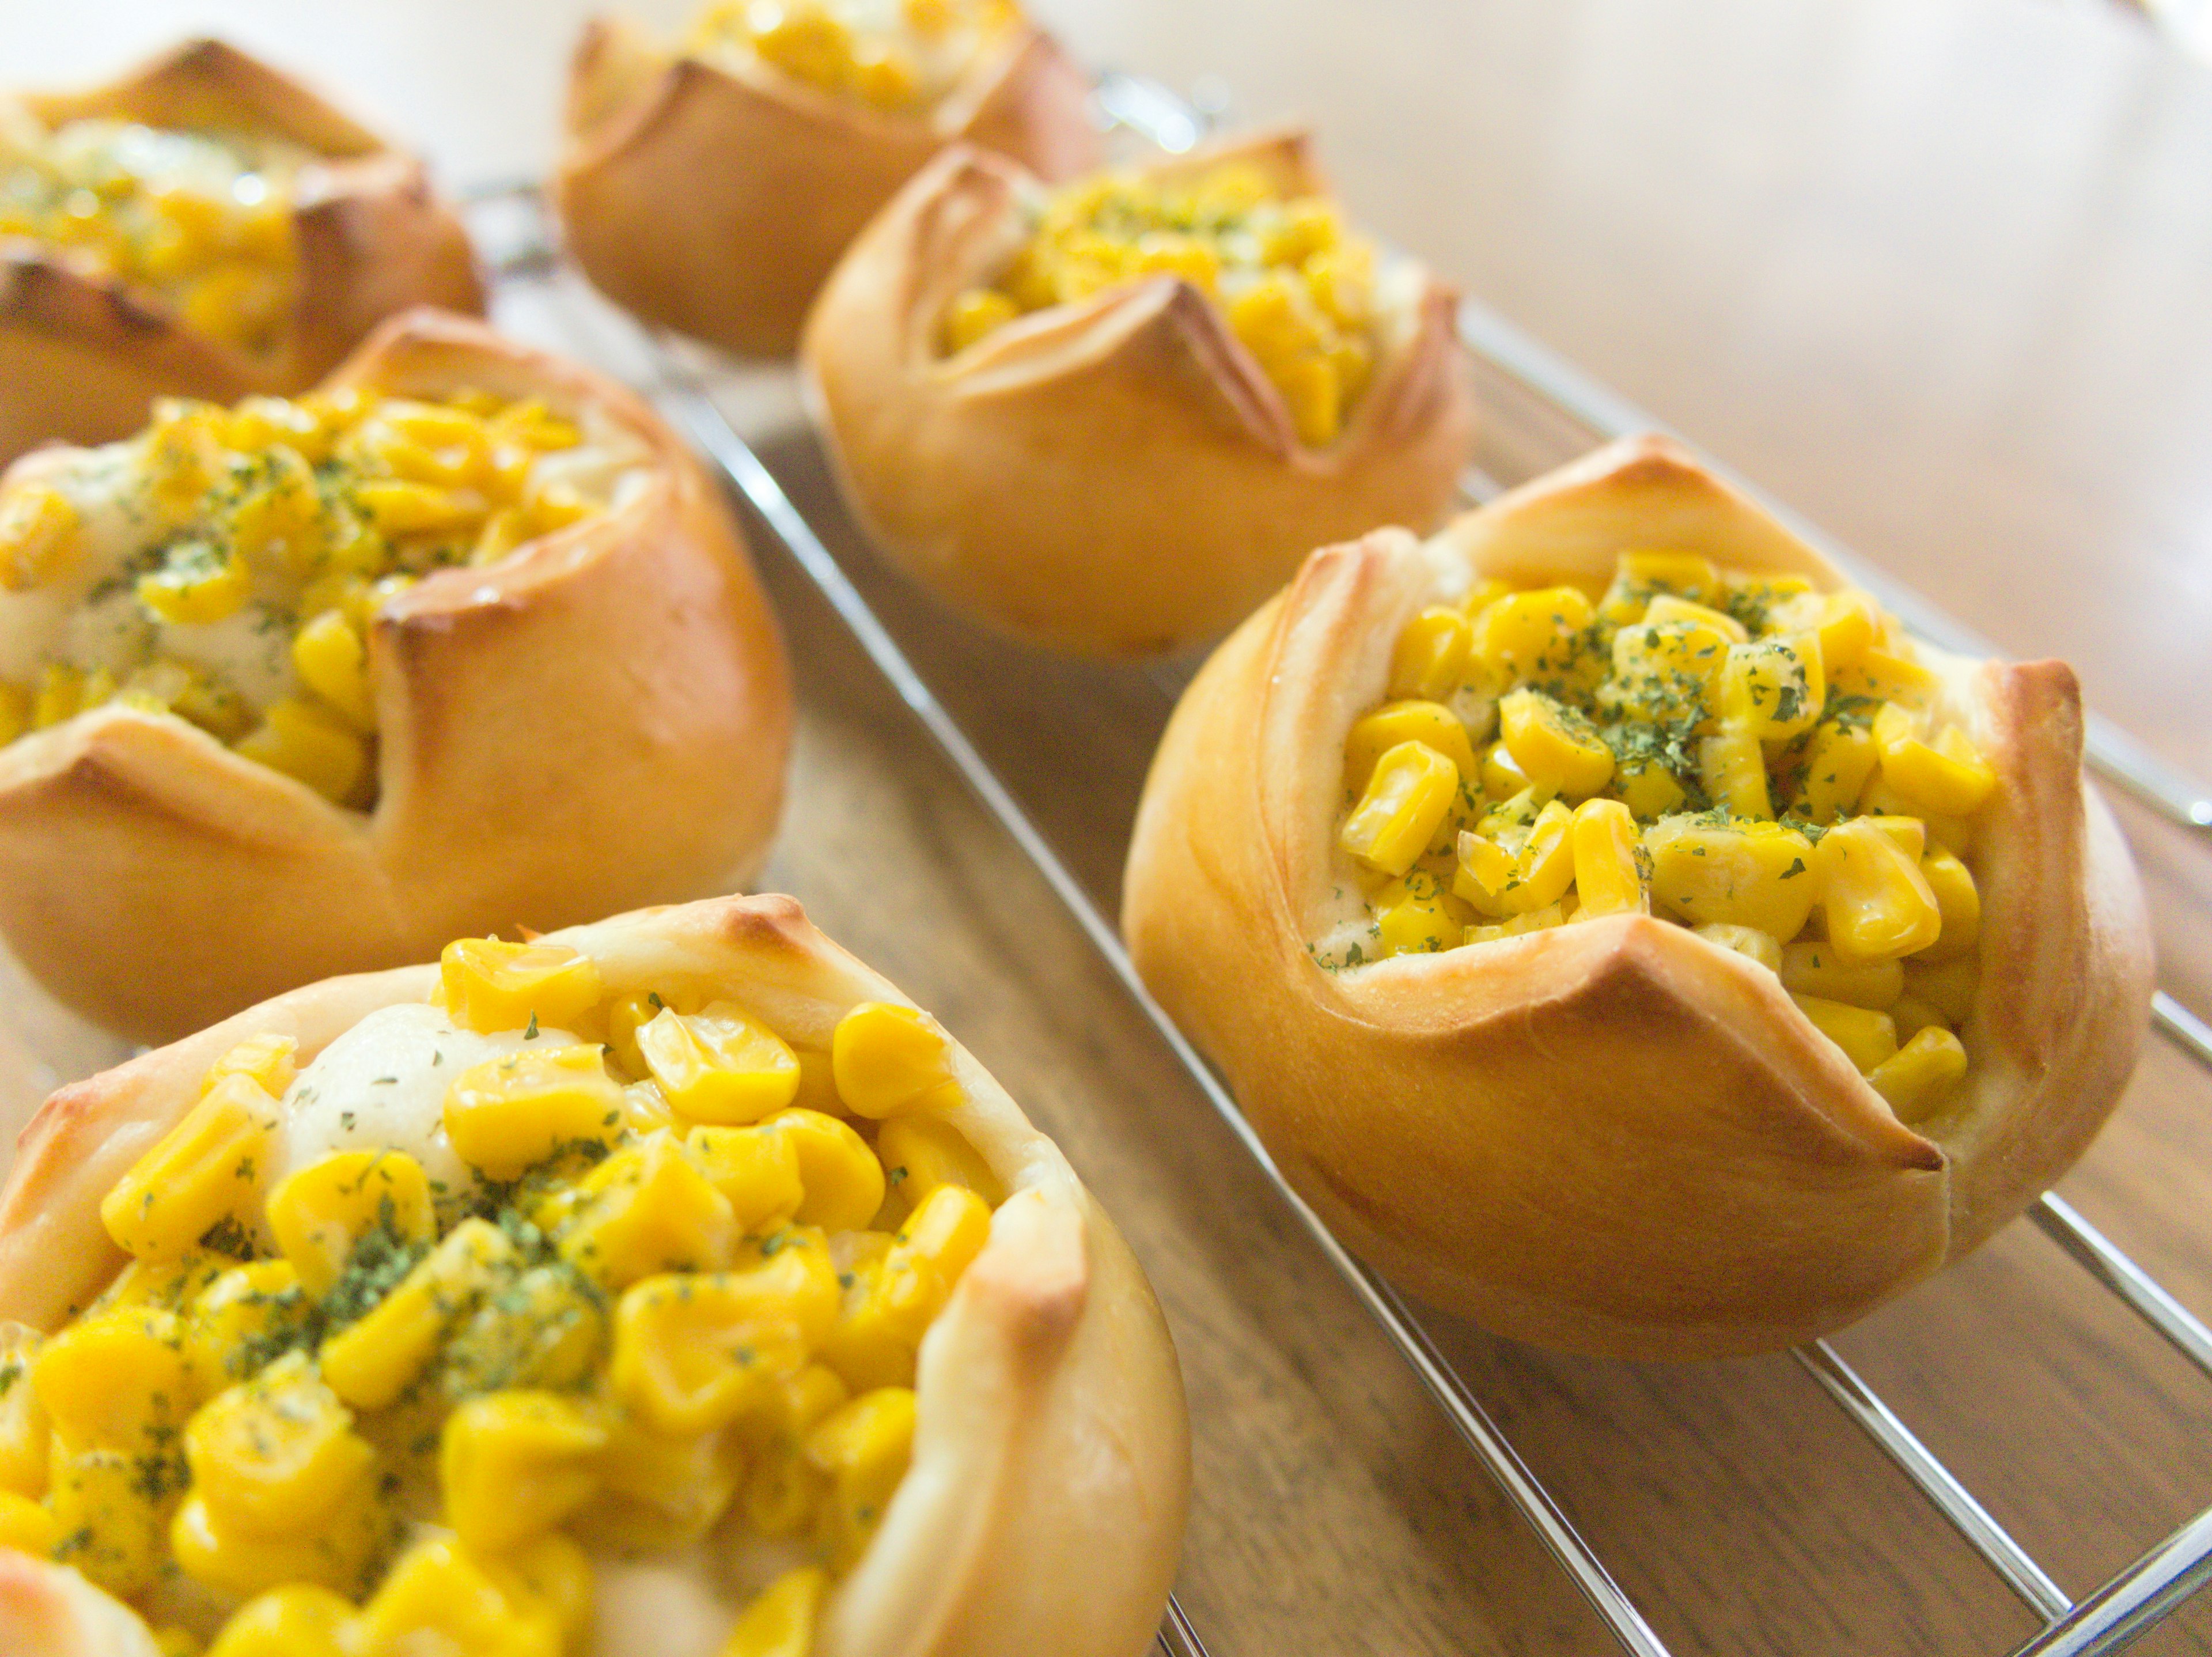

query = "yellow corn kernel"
[
  {"left": 1864, "top": 814, "right": 1926, "bottom": 861},
  {"left": 440, "top": 937, "right": 603, "bottom": 1035},
  {"left": 1132, "top": 230, "right": 1224, "bottom": 294},
  {"left": 1834, "top": 645, "right": 1941, "bottom": 709},
  {"left": 1780, "top": 940, "right": 1903, "bottom": 1010},
  {"left": 441, "top": 1390, "right": 607, "bottom": 1551},
  {"left": 1914, "top": 846, "right": 1981, "bottom": 964},
  {"left": 234, "top": 697, "right": 367, "bottom": 803},
  {"left": 487, "top": 399, "right": 582, "bottom": 452},
  {"left": 142, "top": 400, "right": 225, "bottom": 521},
  {"left": 1857, "top": 771, "right": 1974, "bottom": 856},
  {"left": 1374, "top": 877, "right": 1464, "bottom": 956},
  {"left": 203, "top": 1033, "right": 297, "bottom": 1099},
  {"left": 1452, "top": 827, "right": 1516, "bottom": 915},
  {"left": 320, "top": 1217, "right": 514, "bottom": 1410},
  {"left": 524, "top": 481, "right": 597, "bottom": 538},
  {"left": 1598, "top": 550, "right": 1721, "bottom": 623},
  {"left": 482, "top": 1529, "right": 594, "bottom": 1647},
  {"left": 1791, "top": 993, "right": 1899, "bottom": 1074},
  {"left": 1339, "top": 740, "right": 1458, "bottom": 878},
  {"left": 1388, "top": 606, "right": 1474, "bottom": 703},
  {"left": 101, "top": 1075, "right": 277, "bottom": 1261},
  {"left": 1904, "top": 956, "right": 1980, "bottom": 1024},
  {"left": 0, "top": 1331, "right": 49, "bottom": 1497},
  {"left": 30, "top": 662, "right": 81, "bottom": 730},
  {"left": 559, "top": 1138, "right": 737, "bottom": 1289},
  {"left": 1605, "top": 616, "right": 1733, "bottom": 724},
  {"left": 620, "top": 1080, "right": 677, "bottom": 1135},
  {"left": 806, "top": 1387, "right": 917, "bottom": 1572},
  {"left": 1789, "top": 714, "right": 1880, "bottom": 823},
  {"left": 1817, "top": 817, "right": 1943, "bottom": 964},
  {"left": 876, "top": 1116, "right": 1005, "bottom": 1213},
  {"left": 444, "top": 1045, "right": 623, "bottom": 1179},
  {"left": 357, "top": 1536, "right": 562, "bottom": 1657},
  {"left": 171, "top": 1452, "right": 385, "bottom": 1599},
  {"left": 1717, "top": 637, "right": 1821, "bottom": 740},
  {"left": 817, "top": 1239, "right": 937, "bottom": 1394},
  {"left": 137, "top": 544, "right": 251, "bottom": 626},
  {"left": 1693, "top": 922, "right": 1784, "bottom": 973},
  {"left": 227, "top": 447, "right": 324, "bottom": 573},
  {"left": 1871, "top": 702, "right": 1998, "bottom": 818},
  {"left": 639, "top": 1002, "right": 802, "bottom": 1126},
  {"left": 1469, "top": 587, "right": 1596, "bottom": 683},
  {"left": 604, "top": 990, "right": 664, "bottom": 1078},
  {"left": 1639, "top": 593, "right": 1744, "bottom": 642},
  {"left": 185, "top": 1353, "right": 374, "bottom": 1537},
  {"left": 0, "top": 485, "right": 79, "bottom": 590},
  {"left": 1570, "top": 798, "right": 1646, "bottom": 918},
  {"left": 1480, "top": 739, "right": 1532, "bottom": 801},
  {"left": 1697, "top": 725, "right": 1772, "bottom": 819},
  {"left": 1344, "top": 699, "right": 1478, "bottom": 793},
  {"left": 204, "top": 1584, "right": 358, "bottom": 1657},
  {"left": 1499, "top": 689, "right": 1613, "bottom": 801},
  {"left": 353, "top": 479, "right": 481, "bottom": 538},
  {"left": 224, "top": 396, "right": 324, "bottom": 459},
  {"left": 722, "top": 1566, "right": 831, "bottom": 1657},
  {"left": 832, "top": 1002, "right": 960, "bottom": 1119},
  {"left": 147, "top": 1621, "right": 196, "bottom": 1654},
  {"left": 183, "top": 1258, "right": 306, "bottom": 1383},
  {"left": 612, "top": 1249, "right": 842, "bottom": 1436},
  {"left": 93, "top": 1253, "right": 229, "bottom": 1316},
  {"left": 471, "top": 505, "right": 533, "bottom": 565},
  {"left": 444, "top": 1262, "right": 608, "bottom": 1397},
  {"left": 1866, "top": 1026, "right": 1969, "bottom": 1122},
  {"left": 1808, "top": 591, "right": 1880, "bottom": 672},
  {"left": 734, "top": 1365, "right": 846, "bottom": 1537},
  {"left": 768, "top": 1109, "right": 887, "bottom": 1232},
  {"left": 46, "top": 1447, "right": 170, "bottom": 1598},
  {"left": 897, "top": 1184, "right": 993, "bottom": 1293},
  {"left": 942, "top": 287, "right": 1018, "bottom": 354},
  {"left": 267, "top": 1149, "right": 434, "bottom": 1297},
  {"left": 1494, "top": 799, "right": 1576, "bottom": 916},
  {"left": 1613, "top": 752, "right": 1689, "bottom": 819},
  {"left": 575, "top": 1402, "right": 737, "bottom": 1549},
  {"left": 0, "top": 680, "right": 27, "bottom": 746},
  {"left": 290, "top": 609, "right": 374, "bottom": 731},
  {"left": 0, "top": 1488, "right": 54, "bottom": 1554},
  {"left": 686, "top": 1124, "right": 805, "bottom": 1232},
  {"left": 1645, "top": 817, "right": 1819, "bottom": 940}
]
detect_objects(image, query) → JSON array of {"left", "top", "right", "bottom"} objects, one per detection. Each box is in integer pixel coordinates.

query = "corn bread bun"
[
  {"left": 1122, "top": 435, "right": 2152, "bottom": 1359},
  {"left": 0, "top": 309, "right": 791, "bottom": 1046},
  {"left": 0, "top": 894, "right": 1190, "bottom": 1657},
  {"left": 0, "top": 39, "right": 483, "bottom": 466},
  {"left": 801, "top": 131, "right": 1476, "bottom": 657},
  {"left": 553, "top": 9, "right": 1097, "bottom": 359}
]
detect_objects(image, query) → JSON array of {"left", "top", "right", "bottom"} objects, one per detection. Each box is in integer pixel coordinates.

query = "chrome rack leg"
[
  {"left": 2032, "top": 1194, "right": 2212, "bottom": 1381},
  {"left": 1157, "top": 1594, "right": 1213, "bottom": 1657},
  {"left": 2006, "top": 1504, "right": 2212, "bottom": 1657}
]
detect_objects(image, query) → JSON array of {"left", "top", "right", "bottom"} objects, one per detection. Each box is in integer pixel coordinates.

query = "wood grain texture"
[{"left": 1, "top": 1, "right": 2209, "bottom": 1653}]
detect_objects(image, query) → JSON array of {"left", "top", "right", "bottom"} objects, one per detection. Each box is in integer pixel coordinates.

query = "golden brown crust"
[
  {"left": 800, "top": 133, "right": 1478, "bottom": 658},
  {"left": 0, "top": 39, "right": 483, "bottom": 464},
  {"left": 0, "top": 309, "right": 793, "bottom": 1045},
  {"left": 0, "top": 894, "right": 1190, "bottom": 1657},
  {"left": 552, "top": 15, "right": 1099, "bottom": 358},
  {"left": 1122, "top": 434, "right": 2152, "bottom": 1358}
]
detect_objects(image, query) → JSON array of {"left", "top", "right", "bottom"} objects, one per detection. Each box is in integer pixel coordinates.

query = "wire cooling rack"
[{"left": 462, "top": 72, "right": 2212, "bottom": 1655}]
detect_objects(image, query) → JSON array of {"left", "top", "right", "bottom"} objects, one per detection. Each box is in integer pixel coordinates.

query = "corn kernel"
[
  {"left": 1374, "top": 877, "right": 1464, "bottom": 956},
  {"left": 1698, "top": 726, "right": 1772, "bottom": 819},
  {"left": 1717, "top": 637, "right": 1821, "bottom": 740},
  {"left": 1833, "top": 645, "right": 1941, "bottom": 709},
  {"left": 0, "top": 485, "right": 79, "bottom": 591},
  {"left": 722, "top": 1566, "right": 830, "bottom": 1657},
  {"left": 444, "top": 1262, "right": 607, "bottom": 1398},
  {"left": 1613, "top": 752, "right": 1689, "bottom": 819},
  {"left": 92, "top": 1253, "right": 228, "bottom": 1316},
  {"left": 897, "top": 1183, "right": 993, "bottom": 1291},
  {"left": 1480, "top": 739, "right": 1532, "bottom": 801},
  {"left": 267, "top": 1149, "right": 434, "bottom": 1297},
  {"left": 234, "top": 697, "right": 367, "bottom": 803},
  {"left": 1339, "top": 740, "right": 1458, "bottom": 878},
  {"left": 444, "top": 1045, "right": 623, "bottom": 1179},
  {"left": 203, "top": 1034, "right": 297, "bottom": 1099},
  {"left": 353, "top": 479, "right": 480, "bottom": 537},
  {"left": 875, "top": 1117, "right": 1005, "bottom": 1213},
  {"left": 1872, "top": 702, "right": 1998, "bottom": 818},
  {"left": 205, "top": 1584, "right": 358, "bottom": 1657},
  {"left": 137, "top": 543, "right": 250, "bottom": 626},
  {"left": 169, "top": 1471, "right": 384, "bottom": 1598},
  {"left": 1780, "top": 940, "right": 1903, "bottom": 1009},
  {"left": 685, "top": 1124, "right": 805, "bottom": 1232},
  {"left": 1599, "top": 550, "right": 1720, "bottom": 623},
  {"left": 1857, "top": 772, "right": 1973, "bottom": 856},
  {"left": 227, "top": 448, "right": 324, "bottom": 573},
  {"left": 578, "top": 1405, "right": 737, "bottom": 1549},
  {"left": 942, "top": 287, "right": 1018, "bottom": 354},
  {"left": 101, "top": 1075, "right": 276, "bottom": 1261},
  {"left": 769, "top": 1109, "right": 887, "bottom": 1232},
  {"left": 1345, "top": 700, "right": 1478, "bottom": 793},
  {"left": 440, "top": 937, "right": 603, "bottom": 1035},
  {"left": 639, "top": 1002, "right": 802, "bottom": 1126},
  {"left": 832, "top": 1002, "right": 960, "bottom": 1119},
  {"left": 47, "top": 1447, "right": 171, "bottom": 1597},
  {"left": 1605, "top": 614, "right": 1733, "bottom": 724},
  {"left": 1499, "top": 689, "right": 1614, "bottom": 801},
  {"left": 1791, "top": 993, "right": 1899, "bottom": 1075},
  {"left": 1693, "top": 922, "right": 1783, "bottom": 973},
  {"left": 0, "top": 1488, "right": 53, "bottom": 1554},
  {"left": 482, "top": 1529, "right": 594, "bottom": 1645},
  {"left": 1495, "top": 799, "right": 1576, "bottom": 915},
  {"left": 183, "top": 1259, "right": 306, "bottom": 1384},
  {"left": 1452, "top": 827, "right": 1515, "bottom": 915},
  {"left": 1470, "top": 587, "right": 1596, "bottom": 683},
  {"left": 1789, "top": 714, "right": 1880, "bottom": 823},
  {"left": 1645, "top": 818, "right": 1819, "bottom": 940},
  {"left": 558, "top": 1138, "right": 737, "bottom": 1291},
  {"left": 806, "top": 1387, "right": 916, "bottom": 1572},
  {"left": 612, "top": 1246, "right": 842, "bottom": 1435},
  {"left": 1866, "top": 1026, "right": 1969, "bottom": 1121},
  {"left": 1569, "top": 798, "right": 1646, "bottom": 918},
  {"left": 1809, "top": 591, "right": 1880, "bottom": 672},
  {"left": 1913, "top": 846, "right": 1981, "bottom": 964},
  {"left": 1388, "top": 607, "right": 1474, "bottom": 703},
  {"left": 320, "top": 1217, "right": 514, "bottom": 1410},
  {"left": 0, "top": 1331, "right": 48, "bottom": 1499},
  {"left": 0, "top": 680, "right": 27, "bottom": 746},
  {"left": 1817, "top": 817, "right": 1943, "bottom": 964},
  {"left": 291, "top": 609, "right": 374, "bottom": 731},
  {"left": 357, "top": 1536, "right": 562, "bottom": 1657},
  {"left": 184, "top": 1353, "right": 374, "bottom": 1538},
  {"left": 440, "top": 1390, "right": 606, "bottom": 1551}
]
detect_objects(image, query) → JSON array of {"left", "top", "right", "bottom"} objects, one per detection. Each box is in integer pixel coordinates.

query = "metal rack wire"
[{"left": 464, "top": 75, "right": 2212, "bottom": 1647}]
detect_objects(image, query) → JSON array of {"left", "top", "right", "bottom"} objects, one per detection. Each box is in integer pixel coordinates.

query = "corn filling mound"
[
  {"left": 0, "top": 936, "right": 1005, "bottom": 1656},
  {"left": 0, "top": 109, "right": 311, "bottom": 354},
  {"left": 0, "top": 386, "right": 639, "bottom": 806},
  {"left": 688, "top": 0, "right": 1020, "bottom": 114},
  {"left": 1327, "top": 551, "right": 1998, "bottom": 1123},
  {"left": 940, "top": 159, "right": 1385, "bottom": 448}
]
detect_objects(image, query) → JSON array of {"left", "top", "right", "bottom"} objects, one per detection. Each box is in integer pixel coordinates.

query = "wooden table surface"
[{"left": 5, "top": 2, "right": 2211, "bottom": 1654}]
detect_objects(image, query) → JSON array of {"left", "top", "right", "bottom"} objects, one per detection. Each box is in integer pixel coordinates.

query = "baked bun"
[
  {"left": 0, "top": 894, "right": 1190, "bottom": 1657},
  {"left": 802, "top": 130, "right": 1476, "bottom": 657},
  {"left": 0, "top": 309, "right": 790, "bottom": 1044},
  {"left": 1122, "top": 434, "right": 2152, "bottom": 1359},
  {"left": 0, "top": 39, "right": 483, "bottom": 466},
  {"left": 553, "top": 1, "right": 1097, "bottom": 358}
]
